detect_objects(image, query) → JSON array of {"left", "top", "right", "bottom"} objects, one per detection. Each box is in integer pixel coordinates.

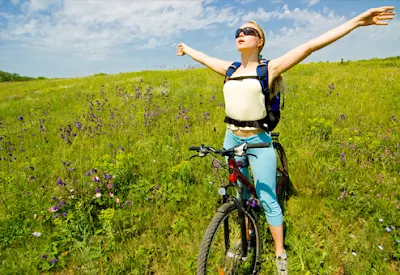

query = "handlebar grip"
[
  {"left": 247, "top": 142, "right": 270, "bottom": 148},
  {"left": 189, "top": 146, "right": 200, "bottom": 151}
]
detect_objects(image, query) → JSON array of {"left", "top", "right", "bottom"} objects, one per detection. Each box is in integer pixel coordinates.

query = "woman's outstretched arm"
[
  {"left": 176, "top": 43, "right": 233, "bottom": 76},
  {"left": 269, "top": 6, "right": 396, "bottom": 78}
]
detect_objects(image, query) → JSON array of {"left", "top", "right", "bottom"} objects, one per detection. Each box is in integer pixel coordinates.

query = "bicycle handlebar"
[
  {"left": 247, "top": 142, "right": 270, "bottom": 148},
  {"left": 189, "top": 142, "right": 270, "bottom": 158}
]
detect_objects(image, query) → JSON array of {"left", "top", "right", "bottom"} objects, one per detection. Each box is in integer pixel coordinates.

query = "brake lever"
[
  {"left": 190, "top": 154, "right": 198, "bottom": 160},
  {"left": 190, "top": 151, "right": 208, "bottom": 159},
  {"left": 247, "top": 153, "right": 258, "bottom": 159}
]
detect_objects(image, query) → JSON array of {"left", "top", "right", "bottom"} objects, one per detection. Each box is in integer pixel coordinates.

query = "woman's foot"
[{"left": 276, "top": 250, "right": 288, "bottom": 275}]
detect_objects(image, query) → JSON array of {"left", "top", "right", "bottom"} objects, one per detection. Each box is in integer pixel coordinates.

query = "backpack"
[{"left": 223, "top": 59, "right": 284, "bottom": 132}]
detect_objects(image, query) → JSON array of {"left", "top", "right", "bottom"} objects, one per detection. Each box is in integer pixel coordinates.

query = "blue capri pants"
[{"left": 223, "top": 129, "right": 283, "bottom": 226}]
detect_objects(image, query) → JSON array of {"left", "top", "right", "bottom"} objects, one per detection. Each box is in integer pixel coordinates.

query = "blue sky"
[{"left": 0, "top": 0, "right": 398, "bottom": 78}]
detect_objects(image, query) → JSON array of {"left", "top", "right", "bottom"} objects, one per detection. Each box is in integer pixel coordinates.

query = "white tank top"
[{"left": 223, "top": 71, "right": 266, "bottom": 130}]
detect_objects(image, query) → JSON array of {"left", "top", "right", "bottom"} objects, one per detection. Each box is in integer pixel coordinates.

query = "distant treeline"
[{"left": 0, "top": 70, "right": 46, "bottom": 82}]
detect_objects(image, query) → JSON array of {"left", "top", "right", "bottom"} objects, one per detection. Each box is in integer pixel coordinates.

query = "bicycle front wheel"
[{"left": 197, "top": 202, "right": 261, "bottom": 275}]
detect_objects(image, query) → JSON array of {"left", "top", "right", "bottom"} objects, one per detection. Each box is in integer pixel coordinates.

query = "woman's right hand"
[{"left": 177, "top": 43, "right": 186, "bottom": 56}]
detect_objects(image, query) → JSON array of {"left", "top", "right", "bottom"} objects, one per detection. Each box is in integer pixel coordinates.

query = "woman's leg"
[{"left": 246, "top": 132, "right": 285, "bottom": 256}]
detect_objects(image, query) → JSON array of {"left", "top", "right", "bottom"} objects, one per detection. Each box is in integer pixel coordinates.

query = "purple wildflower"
[
  {"left": 48, "top": 206, "right": 58, "bottom": 213},
  {"left": 57, "top": 178, "right": 64, "bottom": 186},
  {"left": 41, "top": 254, "right": 47, "bottom": 259},
  {"left": 17, "top": 116, "right": 24, "bottom": 121},
  {"left": 85, "top": 171, "right": 90, "bottom": 176},
  {"left": 62, "top": 212, "right": 67, "bottom": 217},
  {"left": 338, "top": 190, "right": 347, "bottom": 200},
  {"left": 54, "top": 214, "right": 58, "bottom": 219},
  {"left": 49, "top": 258, "right": 57, "bottom": 264}
]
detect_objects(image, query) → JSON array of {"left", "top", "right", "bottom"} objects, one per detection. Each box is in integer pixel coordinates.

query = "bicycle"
[{"left": 189, "top": 132, "right": 293, "bottom": 275}]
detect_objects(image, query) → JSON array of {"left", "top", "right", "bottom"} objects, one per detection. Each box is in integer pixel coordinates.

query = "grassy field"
[{"left": 0, "top": 57, "right": 399, "bottom": 274}]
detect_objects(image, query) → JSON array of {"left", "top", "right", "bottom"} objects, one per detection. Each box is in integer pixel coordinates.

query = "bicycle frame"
[{"left": 220, "top": 154, "right": 259, "bottom": 260}]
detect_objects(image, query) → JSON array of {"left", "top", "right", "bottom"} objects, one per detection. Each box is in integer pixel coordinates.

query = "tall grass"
[{"left": 0, "top": 57, "right": 399, "bottom": 274}]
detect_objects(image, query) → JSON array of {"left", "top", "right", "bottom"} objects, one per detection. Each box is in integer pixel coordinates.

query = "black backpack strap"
[
  {"left": 224, "top": 62, "right": 241, "bottom": 83},
  {"left": 256, "top": 59, "right": 270, "bottom": 94},
  {"left": 256, "top": 60, "right": 275, "bottom": 124}
]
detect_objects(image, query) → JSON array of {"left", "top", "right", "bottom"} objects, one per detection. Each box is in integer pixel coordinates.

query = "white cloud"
[
  {"left": 1, "top": 0, "right": 239, "bottom": 59},
  {"left": 323, "top": 6, "right": 333, "bottom": 14},
  {"left": 21, "top": 0, "right": 59, "bottom": 12},
  {"left": 138, "top": 38, "right": 159, "bottom": 49},
  {"left": 234, "top": 0, "right": 256, "bottom": 4},
  {"left": 241, "top": 5, "right": 400, "bottom": 62},
  {"left": 243, "top": 4, "right": 339, "bottom": 25},
  {"left": 305, "top": 0, "right": 319, "bottom": 7}
]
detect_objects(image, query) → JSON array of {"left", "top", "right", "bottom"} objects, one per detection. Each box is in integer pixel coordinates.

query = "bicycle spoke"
[{"left": 203, "top": 206, "right": 259, "bottom": 275}]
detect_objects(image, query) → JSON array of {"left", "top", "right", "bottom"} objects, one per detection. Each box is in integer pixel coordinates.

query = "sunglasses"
[{"left": 235, "top": 27, "right": 261, "bottom": 39}]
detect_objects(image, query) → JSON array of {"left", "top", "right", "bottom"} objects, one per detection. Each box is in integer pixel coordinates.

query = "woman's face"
[{"left": 235, "top": 23, "right": 264, "bottom": 53}]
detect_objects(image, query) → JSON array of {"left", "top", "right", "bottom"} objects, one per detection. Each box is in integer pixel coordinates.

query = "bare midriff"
[{"left": 230, "top": 128, "right": 264, "bottom": 137}]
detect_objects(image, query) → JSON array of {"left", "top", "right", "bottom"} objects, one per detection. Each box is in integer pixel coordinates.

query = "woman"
[{"left": 177, "top": 6, "right": 395, "bottom": 274}]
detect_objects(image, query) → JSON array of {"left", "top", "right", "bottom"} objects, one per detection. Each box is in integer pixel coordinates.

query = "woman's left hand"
[{"left": 354, "top": 6, "right": 396, "bottom": 27}]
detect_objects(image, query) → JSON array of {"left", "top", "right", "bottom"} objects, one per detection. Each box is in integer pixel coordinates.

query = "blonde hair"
[{"left": 248, "top": 20, "right": 287, "bottom": 99}]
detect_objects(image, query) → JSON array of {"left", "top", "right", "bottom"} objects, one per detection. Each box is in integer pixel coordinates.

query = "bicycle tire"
[
  {"left": 274, "top": 142, "right": 288, "bottom": 199},
  {"left": 197, "top": 202, "right": 261, "bottom": 275},
  {"left": 274, "top": 142, "right": 297, "bottom": 213}
]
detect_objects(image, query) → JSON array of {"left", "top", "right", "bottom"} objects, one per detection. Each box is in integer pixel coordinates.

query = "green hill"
[{"left": 0, "top": 57, "right": 399, "bottom": 274}]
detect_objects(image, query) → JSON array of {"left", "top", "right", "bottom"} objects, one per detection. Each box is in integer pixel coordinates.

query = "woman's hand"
[
  {"left": 354, "top": 6, "right": 396, "bottom": 27},
  {"left": 177, "top": 43, "right": 186, "bottom": 56}
]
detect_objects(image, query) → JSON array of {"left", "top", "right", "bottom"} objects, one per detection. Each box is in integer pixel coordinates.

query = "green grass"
[{"left": 0, "top": 57, "right": 399, "bottom": 274}]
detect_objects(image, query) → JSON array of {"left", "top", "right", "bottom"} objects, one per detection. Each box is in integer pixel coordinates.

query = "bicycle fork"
[{"left": 224, "top": 196, "right": 249, "bottom": 261}]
